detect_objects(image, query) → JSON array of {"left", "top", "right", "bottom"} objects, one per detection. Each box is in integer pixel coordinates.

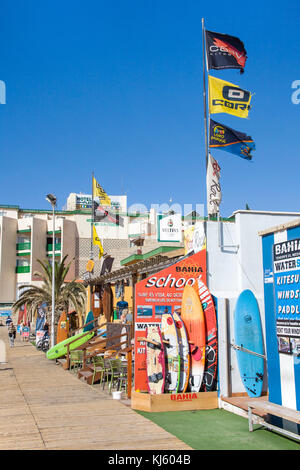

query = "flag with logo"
[
  {"left": 206, "top": 154, "right": 221, "bottom": 216},
  {"left": 208, "top": 75, "right": 252, "bottom": 119},
  {"left": 205, "top": 30, "right": 247, "bottom": 73},
  {"left": 93, "top": 225, "right": 104, "bottom": 259},
  {"left": 209, "top": 119, "right": 255, "bottom": 160},
  {"left": 93, "top": 177, "right": 111, "bottom": 206}
]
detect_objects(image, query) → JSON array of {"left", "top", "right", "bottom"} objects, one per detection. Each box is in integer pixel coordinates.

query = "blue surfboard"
[
  {"left": 83, "top": 310, "right": 95, "bottom": 332},
  {"left": 234, "top": 290, "right": 264, "bottom": 398}
]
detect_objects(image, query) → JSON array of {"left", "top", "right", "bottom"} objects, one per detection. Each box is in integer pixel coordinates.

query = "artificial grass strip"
[{"left": 137, "top": 409, "right": 300, "bottom": 450}]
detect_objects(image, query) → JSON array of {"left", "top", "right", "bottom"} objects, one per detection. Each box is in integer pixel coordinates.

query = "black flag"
[
  {"left": 205, "top": 30, "right": 247, "bottom": 73},
  {"left": 209, "top": 119, "right": 255, "bottom": 160}
]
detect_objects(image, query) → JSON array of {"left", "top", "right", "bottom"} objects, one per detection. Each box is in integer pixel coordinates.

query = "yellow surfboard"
[
  {"left": 56, "top": 311, "right": 69, "bottom": 344},
  {"left": 181, "top": 285, "right": 206, "bottom": 392}
]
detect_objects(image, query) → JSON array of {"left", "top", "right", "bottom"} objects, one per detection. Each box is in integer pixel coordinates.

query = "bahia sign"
[
  {"left": 170, "top": 393, "right": 198, "bottom": 401},
  {"left": 134, "top": 249, "right": 206, "bottom": 391}
]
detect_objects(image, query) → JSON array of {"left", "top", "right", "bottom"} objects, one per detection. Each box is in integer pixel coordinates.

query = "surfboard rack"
[
  {"left": 137, "top": 337, "right": 169, "bottom": 346},
  {"left": 231, "top": 343, "right": 266, "bottom": 359}
]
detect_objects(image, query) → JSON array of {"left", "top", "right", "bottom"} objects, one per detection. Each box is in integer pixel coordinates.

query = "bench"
[{"left": 248, "top": 400, "right": 300, "bottom": 441}]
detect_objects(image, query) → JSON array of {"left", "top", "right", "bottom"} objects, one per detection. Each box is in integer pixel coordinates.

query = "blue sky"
[{"left": 0, "top": 0, "right": 299, "bottom": 216}]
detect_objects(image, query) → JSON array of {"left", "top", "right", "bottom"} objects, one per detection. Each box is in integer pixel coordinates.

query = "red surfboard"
[
  {"left": 197, "top": 278, "right": 218, "bottom": 392},
  {"left": 181, "top": 285, "right": 206, "bottom": 392}
]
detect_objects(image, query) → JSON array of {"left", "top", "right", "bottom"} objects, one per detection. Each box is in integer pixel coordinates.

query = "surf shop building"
[
  {"left": 259, "top": 218, "right": 300, "bottom": 436},
  {"left": 131, "top": 210, "right": 300, "bottom": 421}
]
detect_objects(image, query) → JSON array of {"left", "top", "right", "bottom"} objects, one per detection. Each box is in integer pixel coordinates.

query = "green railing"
[
  {"left": 16, "top": 242, "right": 31, "bottom": 251},
  {"left": 46, "top": 243, "right": 61, "bottom": 252},
  {"left": 15, "top": 266, "right": 30, "bottom": 274}
]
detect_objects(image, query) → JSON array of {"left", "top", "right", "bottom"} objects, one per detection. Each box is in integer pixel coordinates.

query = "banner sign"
[
  {"left": 157, "top": 214, "right": 182, "bottom": 242},
  {"left": 208, "top": 75, "right": 252, "bottom": 119},
  {"left": 22, "top": 326, "right": 30, "bottom": 338},
  {"left": 36, "top": 304, "right": 46, "bottom": 332},
  {"left": 36, "top": 330, "right": 45, "bottom": 342},
  {"left": 273, "top": 238, "right": 300, "bottom": 354},
  {"left": 184, "top": 226, "right": 195, "bottom": 255},
  {"left": 183, "top": 223, "right": 206, "bottom": 255},
  {"left": 206, "top": 154, "right": 221, "bottom": 216},
  {"left": 134, "top": 249, "right": 206, "bottom": 391},
  {"left": 209, "top": 119, "right": 255, "bottom": 160},
  {"left": 205, "top": 30, "right": 247, "bottom": 73},
  {"left": 0, "top": 310, "right": 11, "bottom": 317}
]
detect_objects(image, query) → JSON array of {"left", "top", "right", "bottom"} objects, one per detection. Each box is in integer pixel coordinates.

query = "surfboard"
[
  {"left": 181, "top": 285, "right": 206, "bottom": 392},
  {"left": 173, "top": 310, "right": 190, "bottom": 393},
  {"left": 197, "top": 278, "right": 218, "bottom": 392},
  {"left": 46, "top": 331, "right": 94, "bottom": 360},
  {"left": 83, "top": 310, "right": 95, "bottom": 332},
  {"left": 120, "top": 326, "right": 127, "bottom": 351},
  {"left": 56, "top": 311, "right": 69, "bottom": 344},
  {"left": 234, "top": 289, "right": 264, "bottom": 398},
  {"left": 161, "top": 312, "right": 180, "bottom": 393},
  {"left": 145, "top": 325, "right": 165, "bottom": 395}
]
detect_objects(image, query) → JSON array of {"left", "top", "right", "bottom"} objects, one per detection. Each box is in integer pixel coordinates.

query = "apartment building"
[{"left": 0, "top": 195, "right": 184, "bottom": 309}]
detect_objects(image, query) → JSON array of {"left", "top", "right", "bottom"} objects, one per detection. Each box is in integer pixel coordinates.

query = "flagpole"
[
  {"left": 202, "top": 18, "right": 209, "bottom": 172},
  {"left": 202, "top": 18, "right": 210, "bottom": 224}
]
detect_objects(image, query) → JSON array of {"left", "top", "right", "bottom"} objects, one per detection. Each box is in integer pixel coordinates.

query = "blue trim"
[
  {"left": 262, "top": 232, "right": 282, "bottom": 405},
  {"left": 286, "top": 226, "right": 300, "bottom": 414}
]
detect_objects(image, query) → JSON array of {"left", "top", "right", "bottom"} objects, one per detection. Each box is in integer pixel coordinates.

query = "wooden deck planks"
[{"left": 0, "top": 327, "right": 191, "bottom": 450}]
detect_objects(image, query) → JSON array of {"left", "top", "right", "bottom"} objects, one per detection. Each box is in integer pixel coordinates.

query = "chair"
[
  {"left": 103, "top": 358, "right": 121, "bottom": 392},
  {"left": 69, "top": 350, "right": 84, "bottom": 374},
  {"left": 116, "top": 362, "right": 128, "bottom": 394},
  {"left": 102, "top": 358, "right": 124, "bottom": 393},
  {"left": 91, "top": 355, "right": 106, "bottom": 386}
]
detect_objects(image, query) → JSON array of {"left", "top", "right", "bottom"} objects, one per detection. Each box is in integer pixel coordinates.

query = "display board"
[
  {"left": 134, "top": 249, "right": 206, "bottom": 392},
  {"left": 273, "top": 238, "right": 300, "bottom": 354},
  {"left": 262, "top": 226, "right": 300, "bottom": 412},
  {"left": 157, "top": 214, "right": 182, "bottom": 242}
]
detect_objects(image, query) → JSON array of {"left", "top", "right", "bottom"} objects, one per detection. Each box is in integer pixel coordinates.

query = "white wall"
[{"left": 0, "top": 217, "right": 17, "bottom": 303}]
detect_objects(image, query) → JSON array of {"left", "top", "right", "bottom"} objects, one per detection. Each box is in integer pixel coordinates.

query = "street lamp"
[{"left": 46, "top": 193, "right": 57, "bottom": 348}]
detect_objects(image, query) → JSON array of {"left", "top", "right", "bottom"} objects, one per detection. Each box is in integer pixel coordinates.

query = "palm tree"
[{"left": 12, "top": 256, "right": 87, "bottom": 330}]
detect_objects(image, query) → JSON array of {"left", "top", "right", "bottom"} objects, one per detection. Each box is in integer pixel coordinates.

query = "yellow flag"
[
  {"left": 93, "top": 225, "right": 104, "bottom": 259},
  {"left": 93, "top": 177, "right": 111, "bottom": 206},
  {"left": 208, "top": 75, "right": 252, "bottom": 118}
]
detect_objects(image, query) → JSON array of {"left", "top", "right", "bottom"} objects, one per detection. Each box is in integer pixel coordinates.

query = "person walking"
[{"left": 8, "top": 322, "right": 16, "bottom": 348}]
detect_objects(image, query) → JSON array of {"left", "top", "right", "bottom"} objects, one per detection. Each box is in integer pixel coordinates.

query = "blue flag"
[{"left": 209, "top": 119, "right": 255, "bottom": 160}]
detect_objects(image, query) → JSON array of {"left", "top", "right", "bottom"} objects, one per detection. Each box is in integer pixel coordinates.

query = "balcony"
[
  {"left": 46, "top": 243, "right": 61, "bottom": 252},
  {"left": 16, "top": 266, "right": 30, "bottom": 274},
  {"left": 16, "top": 242, "right": 31, "bottom": 252}
]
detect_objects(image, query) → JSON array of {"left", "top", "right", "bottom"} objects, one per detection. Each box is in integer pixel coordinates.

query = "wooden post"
[
  {"left": 83, "top": 348, "right": 87, "bottom": 369},
  {"left": 127, "top": 349, "right": 132, "bottom": 399}
]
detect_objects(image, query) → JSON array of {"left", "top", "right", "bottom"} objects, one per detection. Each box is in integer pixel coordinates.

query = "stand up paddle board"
[
  {"left": 145, "top": 326, "right": 165, "bottom": 395},
  {"left": 161, "top": 312, "right": 180, "bottom": 393},
  {"left": 46, "top": 331, "right": 94, "bottom": 360},
  {"left": 181, "top": 285, "right": 206, "bottom": 392},
  {"left": 83, "top": 310, "right": 95, "bottom": 332},
  {"left": 173, "top": 310, "right": 190, "bottom": 393},
  {"left": 56, "top": 311, "right": 69, "bottom": 344},
  {"left": 197, "top": 278, "right": 218, "bottom": 392},
  {"left": 234, "top": 289, "right": 264, "bottom": 398}
]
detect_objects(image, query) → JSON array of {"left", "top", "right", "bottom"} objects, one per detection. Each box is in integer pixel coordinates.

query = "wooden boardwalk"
[{"left": 0, "top": 327, "right": 191, "bottom": 450}]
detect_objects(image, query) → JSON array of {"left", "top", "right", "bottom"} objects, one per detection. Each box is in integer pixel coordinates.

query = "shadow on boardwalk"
[{"left": 0, "top": 326, "right": 191, "bottom": 450}]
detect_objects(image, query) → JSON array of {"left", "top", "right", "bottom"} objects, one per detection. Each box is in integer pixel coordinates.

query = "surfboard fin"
[
  {"left": 148, "top": 372, "right": 163, "bottom": 384},
  {"left": 148, "top": 341, "right": 162, "bottom": 351}
]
